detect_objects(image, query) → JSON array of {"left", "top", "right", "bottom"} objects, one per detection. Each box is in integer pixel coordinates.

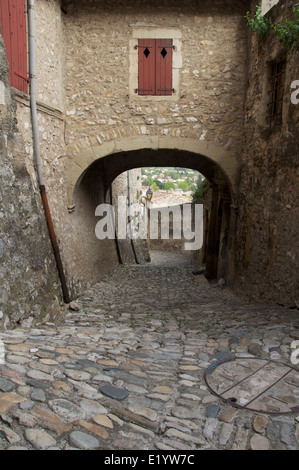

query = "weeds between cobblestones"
[{"left": 0, "top": 257, "right": 298, "bottom": 450}]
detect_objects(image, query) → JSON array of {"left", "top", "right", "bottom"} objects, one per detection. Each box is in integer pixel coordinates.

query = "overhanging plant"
[
  {"left": 245, "top": 2, "right": 299, "bottom": 50},
  {"left": 245, "top": 2, "right": 270, "bottom": 37}
]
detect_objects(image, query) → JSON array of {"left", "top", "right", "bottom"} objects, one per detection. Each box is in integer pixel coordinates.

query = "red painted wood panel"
[
  {"left": 0, "top": 0, "right": 28, "bottom": 92},
  {"left": 138, "top": 38, "right": 156, "bottom": 96},
  {"left": 138, "top": 38, "right": 173, "bottom": 96},
  {"left": 155, "top": 39, "right": 172, "bottom": 96},
  {"left": 0, "top": 0, "right": 13, "bottom": 74},
  {"left": 11, "top": 0, "right": 28, "bottom": 92}
]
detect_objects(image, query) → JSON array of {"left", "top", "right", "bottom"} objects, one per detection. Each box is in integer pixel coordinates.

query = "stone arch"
[
  {"left": 64, "top": 135, "right": 239, "bottom": 289},
  {"left": 66, "top": 136, "right": 240, "bottom": 209}
]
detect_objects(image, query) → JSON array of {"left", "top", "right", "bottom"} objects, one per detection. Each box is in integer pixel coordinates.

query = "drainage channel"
[{"left": 204, "top": 357, "right": 299, "bottom": 415}]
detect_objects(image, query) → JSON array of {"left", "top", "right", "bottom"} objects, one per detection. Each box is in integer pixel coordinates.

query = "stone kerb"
[{"left": 66, "top": 133, "right": 238, "bottom": 208}]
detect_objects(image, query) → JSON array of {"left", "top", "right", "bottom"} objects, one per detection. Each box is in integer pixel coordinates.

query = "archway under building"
[{"left": 66, "top": 139, "right": 239, "bottom": 292}]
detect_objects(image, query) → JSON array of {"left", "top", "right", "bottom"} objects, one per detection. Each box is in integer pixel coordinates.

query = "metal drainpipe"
[{"left": 27, "top": 0, "right": 71, "bottom": 304}]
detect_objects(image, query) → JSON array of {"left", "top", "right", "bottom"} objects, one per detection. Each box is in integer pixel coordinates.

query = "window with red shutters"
[
  {"left": 0, "top": 0, "right": 28, "bottom": 93},
  {"left": 138, "top": 39, "right": 173, "bottom": 96}
]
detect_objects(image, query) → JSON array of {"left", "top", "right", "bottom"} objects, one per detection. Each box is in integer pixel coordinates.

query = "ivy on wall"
[{"left": 245, "top": 2, "right": 299, "bottom": 50}]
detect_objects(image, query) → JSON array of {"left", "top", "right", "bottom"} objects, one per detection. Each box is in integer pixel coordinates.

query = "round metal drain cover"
[{"left": 204, "top": 357, "right": 299, "bottom": 415}]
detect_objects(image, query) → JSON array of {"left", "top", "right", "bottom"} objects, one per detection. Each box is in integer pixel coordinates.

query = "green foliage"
[
  {"left": 177, "top": 181, "right": 189, "bottom": 192},
  {"left": 142, "top": 167, "right": 201, "bottom": 193},
  {"left": 191, "top": 178, "right": 207, "bottom": 204},
  {"left": 245, "top": 2, "right": 270, "bottom": 37},
  {"left": 271, "top": 8, "right": 299, "bottom": 49},
  {"left": 165, "top": 181, "right": 176, "bottom": 190},
  {"left": 144, "top": 175, "right": 153, "bottom": 186},
  {"left": 245, "top": 2, "right": 299, "bottom": 50}
]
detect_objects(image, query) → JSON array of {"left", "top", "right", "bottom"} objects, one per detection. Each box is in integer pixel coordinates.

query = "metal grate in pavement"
[{"left": 204, "top": 357, "right": 299, "bottom": 415}]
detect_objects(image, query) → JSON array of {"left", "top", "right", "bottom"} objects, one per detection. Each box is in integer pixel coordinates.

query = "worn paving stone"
[
  {"left": 51, "top": 381, "right": 72, "bottom": 391},
  {"left": 26, "top": 378, "right": 50, "bottom": 390},
  {"left": 93, "top": 414, "right": 114, "bottom": 429},
  {"left": 7, "top": 446, "right": 29, "bottom": 450},
  {"left": 281, "top": 423, "right": 293, "bottom": 446},
  {"left": 25, "top": 428, "right": 57, "bottom": 450},
  {"left": 30, "top": 406, "right": 72, "bottom": 435},
  {"left": 0, "top": 425, "right": 21, "bottom": 444},
  {"left": 232, "top": 428, "right": 249, "bottom": 450},
  {"left": 250, "top": 433, "right": 271, "bottom": 450},
  {"left": 171, "top": 406, "right": 198, "bottom": 420},
  {"left": 69, "top": 430, "right": 100, "bottom": 450},
  {"left": 0, "top": 378, "right": 15, "bottom": 393},
  {"left": 26, "top": 370, "right": 53, "bottom": 382},
  {"left": 64, "top": 369, "right": 91, "bottom": 381},
  {"left": 100, "top": 385, "right": 129, "bottom": 401},
  {"left": 164, "top": 428, "right": 206, "bottom": 446},
  {"left": 218, "top": 407, "right": 238, "bottom": 423},
  {"left": 219, "top": 422, "right": 234, "bottom": 446},
  {"left": 206, "top": 404, "right": 220, "bottom": 418},
  {"left": 12, "top": 410, "right": 38, "bottom": 427},
  {"left": 48, "top": 399, "right": 86, "bottom": 423},
  {"left": 80, "top": 398, "right": 108, "bottom": 415},
  {"left": 203, "top": 418, "right": 218, "bottom": 440},
  {"left": 73, "top": 420, "right": 109, "bottom": 439},
  {"left": 0, "top": 393, "right": 27, "bottom": 415},
  {"left": 31, "top": 389, "right": 47, "bottom": 403},
  {"left": 253, "top": 414, "right": 269, "bottom": 434},
  {"left": 0, "top": 260, "right": 298, "bottom": 450},
  {"left": 127, "top": 404, "right": 158, "bottom": 422}
]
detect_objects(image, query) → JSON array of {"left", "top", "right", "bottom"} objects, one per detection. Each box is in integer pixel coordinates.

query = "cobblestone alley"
[{"left": 0, "top": 252, "right": 298, "bottom": 451}]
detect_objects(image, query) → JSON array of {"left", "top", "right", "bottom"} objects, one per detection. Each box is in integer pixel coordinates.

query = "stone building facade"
[
  {"left": 0, "top": 0, "right": 298, "bottom": 327},
  {"left": 61, "top": 0, "right": 249, "bottom": 294},
  {"left": 13, "top": 0, "right": 250, "bottom": 296}
]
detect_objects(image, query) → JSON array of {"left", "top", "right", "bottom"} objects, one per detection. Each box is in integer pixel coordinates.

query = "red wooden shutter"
[
  {"left": 156, "top": 39, "right": 173, "bottom": 96},
  {"left": 0, "top": 0, "right": 28, "bottom": 93},
  {"left": 138, "top": 39, "right": 173, "bottom": 96},
  {"left": 0, "top": 0, "right": 12, "bottom": 73},
  {"left": 138, "top": 39, "right": 155, "bottom": 96}
]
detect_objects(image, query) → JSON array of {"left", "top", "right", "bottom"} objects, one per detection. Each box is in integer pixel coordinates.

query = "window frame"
[{"left": 129, "top": 26, "right": 182, "bottom": 101}]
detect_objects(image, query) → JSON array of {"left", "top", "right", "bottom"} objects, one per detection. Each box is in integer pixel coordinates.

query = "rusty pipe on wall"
[
  {"left": 27, "top": 0, "right": 71, "bottom": 304},
  {"left": 39, "top": 185, "right": 71, "bottom": 304}
]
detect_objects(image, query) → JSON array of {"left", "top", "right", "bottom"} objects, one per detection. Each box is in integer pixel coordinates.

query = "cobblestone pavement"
[{"left": 0, "top": 252, "right": 299, "bottom": 451}]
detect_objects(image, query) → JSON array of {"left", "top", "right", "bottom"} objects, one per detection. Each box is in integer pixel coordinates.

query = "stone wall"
[
  {"left": 112, "top": 169, "right": 150, "bottom": 265},
  {"left": 14, "top": 0, "right": 72, "bottom": 291},
  {"left": 62, "top": 0, "right": 249, "bottom": 155},
  {"left": 261, "top": 0, "right": 280, "bottom": 15},
  {"left": 0, "top": 35, "right": 61, "bottom": 329},
  {"left": 234, "top": 0, "right": 299, "bottom": 307},
  {"left": 149, "top": 203, "right": 197, "bottom": 254},
  {"left": 60, "top": 0, "right": 250, "bottom": 291}
]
